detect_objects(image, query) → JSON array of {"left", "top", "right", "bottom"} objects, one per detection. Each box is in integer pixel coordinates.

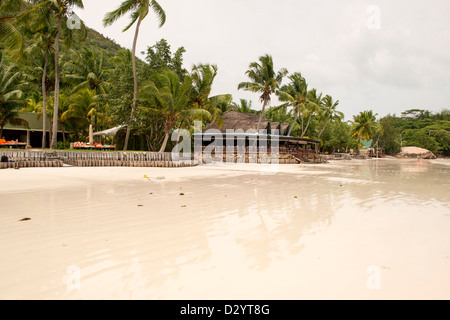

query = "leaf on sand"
[{"left": 19, "top": 218, "right": 31, "bottom": 222}]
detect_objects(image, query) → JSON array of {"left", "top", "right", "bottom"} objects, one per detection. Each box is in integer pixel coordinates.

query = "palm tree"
[
  {"left": 276, "top": 72, "right": 308, "bottom": 136},
  {"left": 0, "top": 53, "right": 28, "bottom": 137},
  {"left": 50, "top": 0, "right": 85, "bottom": 149},
  {"left": 318, "top": 95, "right": 343, "bottom": 138},
  {"left": 299, "top": 89, "right": 322, "bottom": 138},
  {"left": 189, "top": 64, "right": 227, "bottom": 128},
  {"left": 351, "top": 110, "right": 382, "bottom": 144},
  {"left": 61, "top": 88, "right": 99, "bottom": 141},
  {"left": 22, "top": 0, "right": 85, "bottom": 148},
  {"left": 22, "top": 6, "right": 57, "bottom": 148},
  {"left": 65, "top": 47, "right": 110, "bottom": 95},
  {"left": 231, "top": 99, "right": 256, "bottom": 114},
  {"left": 238, "top": 54, "right": 288, "bottom": 132},
  {"left": 104, "top": 0, "right": 166, "bottom": 151},
  {"left": 139, "top": 70, "right": 203, "bottom": 153}
]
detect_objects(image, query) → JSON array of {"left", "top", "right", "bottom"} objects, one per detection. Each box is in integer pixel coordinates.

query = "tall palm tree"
[
  {"left": 50, "top": 0, "right": 85, "bottom": 149},
  {"left": 318, "top": 95, "right": 343, "bottom": 139},
  {"left": 238, "top": 54, "right": 288, "bottom": 132},
  {"left": 0, "top": 53, "right": 28, "bottom": 137},
  {"left": 22, "top": 5, "right": 57, "bottom": 148},
  {"left": 23, "top": 0, "right": 85, "bottom": 148},
  {"left": 140, "top": 70, "right": 205, "bottom": 153},
  {"left": 104, "top": 0, "right": 166, "bottom": 151},
  {"left": 351, "top": 110, "right": 381, "bottom": 143},
  {"left": 276, "top": 72, "right": 308, "bottom": 136}
]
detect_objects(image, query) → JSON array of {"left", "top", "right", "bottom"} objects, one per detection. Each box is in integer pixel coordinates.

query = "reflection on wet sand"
[{"left": 0, "top": 159, "right": 449, "bottom": 299}]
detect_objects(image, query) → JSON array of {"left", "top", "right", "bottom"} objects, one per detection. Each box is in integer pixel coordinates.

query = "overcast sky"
[{"left": 74, "top": 0, "right": 450, "bottom": 120}]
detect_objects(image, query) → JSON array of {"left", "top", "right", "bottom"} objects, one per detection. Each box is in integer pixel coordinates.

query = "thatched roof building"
[
  {"left": 199, "top": 111, "right": 320, "bottom": 152},
  {"left": 205, "top": 111, "right": 289, "bottom": 136}
]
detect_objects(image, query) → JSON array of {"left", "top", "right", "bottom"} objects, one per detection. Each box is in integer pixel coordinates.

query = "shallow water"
[{"left": 0, "top": 159, "right": 449, "bottom": 299}]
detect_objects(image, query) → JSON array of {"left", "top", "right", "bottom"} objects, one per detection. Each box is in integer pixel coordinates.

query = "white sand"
[{"left": 0, "top": 160, "right": 449, "bottom": 300}]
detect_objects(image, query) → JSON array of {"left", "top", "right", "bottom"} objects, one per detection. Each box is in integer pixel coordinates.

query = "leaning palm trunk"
[
  {"left": 288, "top": 110, "right": 299, "bottom": 136},
  {"left": 159, "top": 130, "right": 170, "bottom": 153},
  {"left": 51, "top": 17, "right": 62, "bottom": 149},
  {"left": 123, "top": 19, "right": 142, "bottom": 151},
  {"left": 318, "top": 114, "right": 331, "bottom": 139},
  {"left": 41, "top": 46, "right": 50, "bottom": 149},
  {"left": 301, "top": 114, "right": 313, "bottom": 138}
]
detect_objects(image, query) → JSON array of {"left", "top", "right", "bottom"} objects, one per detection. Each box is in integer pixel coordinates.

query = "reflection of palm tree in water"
[{"left": 208, "top": 174, "right": 339, "bottom": 271}]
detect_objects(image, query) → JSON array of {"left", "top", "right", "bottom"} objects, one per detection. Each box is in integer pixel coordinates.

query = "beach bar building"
[{"left": 196, "top": 111, "right": 320, "bottom": 163}]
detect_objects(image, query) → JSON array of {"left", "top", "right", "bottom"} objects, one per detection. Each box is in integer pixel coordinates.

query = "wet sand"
[{"left": 0, "top": 159, "right": 449, "bottom": 299}]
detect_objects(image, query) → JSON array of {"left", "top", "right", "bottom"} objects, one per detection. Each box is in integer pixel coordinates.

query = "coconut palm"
[
  {"left": 189, "top": 64, "right": 226, "bottom": 128},
  {"left": 61, "top": 88, "right": 99, "bottom": 141},
  {"left": 299, "top": 89, "right": 322, "bottom": 138},
  {"left": 276, "top": 72, "right": 309, "bottom": 136},
  {"left": 22, "top": 11, "right": 57, "bottom": 148},
  {"left": 231, "top": 99, "right": 256, "bottom": 114},
  {"left": 65, "top": 47, "right": 110, "bottom": 95},
  {"left": 351, "top": 110, "right": 382, "bottom": 143},
  {"left": 318, "top": 95, "right": 343, "bottom": 139},
  {"left": 0, "top": 53, "right": 28, "bottom": 137},
  {"left": 104, "top": 0, "right": 166, "bottom": 151},
  {"left": 139, "top": 70, "right": 207, "bottom": 153},
  {"left": 238, "top": 54, "right": 288, "bottom": 132},
  {"left": 22, "top": 0, "right": 85, "bottom": 148}
]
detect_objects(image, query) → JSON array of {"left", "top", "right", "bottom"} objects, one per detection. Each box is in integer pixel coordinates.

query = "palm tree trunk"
[
  {"left": 257, "top": 99, "right": 268, "bottom": 132},
  {"left": 41, "top": 45, "right": 50, "bottom": 149},
  {"left": 300, "top": 113, "right": 304, "bottom": 134},
  {"left": 62, "top": 124, "right": 66, "bottom": 149},
  {"left": 288, "top": 110, "right": 299, "bottom": 136},
  {"left": 159, "top": 130, "right": 170, "bottom": 153},
  {"left": 49, "top": 117, "right": 53, "bottom": 146},
  {"left": 123, "top": 18, "right": 143, "bottom": 151},
  {"left": 301, "top": 114, "right": 313, "bottom": 138},
  {"left": 51, "top": 17, "right": 62, "bottom": 149},
  {"left": 318, "top": 115, "right": 331, "bottom": 138}
]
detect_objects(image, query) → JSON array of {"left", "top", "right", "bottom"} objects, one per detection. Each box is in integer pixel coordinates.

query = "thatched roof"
[
  {"left": 206, "top": 111, "right": 271, "bottom": 133},
  {"left": 280, "top": 124, "right": 290, "bottom": 136}
]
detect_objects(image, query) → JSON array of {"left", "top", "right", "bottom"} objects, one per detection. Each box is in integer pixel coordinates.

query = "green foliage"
[
  {"left": 379, "top": 109, "right": 450, "bottom": 155},
  {"left": 379, "top": 115, "right": 402, "bottom": 154},
  {"left": 403, "top": 129, "right": 440, "bottom": 154},
  {"left": 143, "top": 39, "right": 187, "bottom": 79},
  {"left": 321, "top": 121, "right": 358, "bottom": 153},
  {"left": 351, "top": 110, "right": 382, "bottom": 142},
  {"left": 0, "top": 52, "right": 29, "bottom": 135}
]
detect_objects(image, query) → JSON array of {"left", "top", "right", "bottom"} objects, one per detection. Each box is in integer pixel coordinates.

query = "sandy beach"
[{"left": 0, "top": 159, "right": 449, "bottom": 300}]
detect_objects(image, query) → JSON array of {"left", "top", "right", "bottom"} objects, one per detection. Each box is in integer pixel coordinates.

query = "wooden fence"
[{"left": 0, "top": 150, "right": 196, "bottom": 169}]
